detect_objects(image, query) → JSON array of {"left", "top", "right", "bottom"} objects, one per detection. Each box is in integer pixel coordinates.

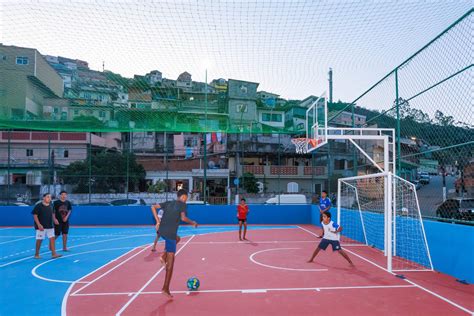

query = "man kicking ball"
[
  {"left": 307, "top": 211, "right": 354, "bottom": 266},
  {"left": 152, "top": 189, "right": 198, "bottom": 299}
]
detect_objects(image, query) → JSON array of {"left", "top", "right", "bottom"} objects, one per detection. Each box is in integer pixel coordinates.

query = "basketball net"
[{"left": 291, "top": 137, "right": 321, "bottom": 154}]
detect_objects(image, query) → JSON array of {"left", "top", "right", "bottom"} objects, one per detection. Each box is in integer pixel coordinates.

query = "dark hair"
[
  {"left": 322, "top": 190, "right": 328, "bottom": 195},
  {"left": 42, "top": 193, "right": 51, "bottom": 198},
  {"left": 241, "top": 198, "right": 246, "bottom": 202},
  {"left": 177, "top": 189, "right": 188, "bottom": 198},
  {"left": 323, "top": 210, "right": 331, "bottom": 219},
  {"left": 59, "top": 190, "right": 67, "bottom": 195}
]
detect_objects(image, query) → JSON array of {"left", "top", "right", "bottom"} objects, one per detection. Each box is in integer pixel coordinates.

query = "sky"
[{"left": 0, "top": 0, "right": 471, "bottom": 117}]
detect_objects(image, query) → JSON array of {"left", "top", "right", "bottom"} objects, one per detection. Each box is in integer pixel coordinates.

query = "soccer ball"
[{"left": 187, "top": 277, "right": 200, "bottom": 291}]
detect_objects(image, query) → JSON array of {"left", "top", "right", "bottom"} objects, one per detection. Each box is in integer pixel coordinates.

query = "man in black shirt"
[
  {"left": 152, "top": 189, "right": 198, "bottom": 298},
  {"left": 32, "top": 193, "right": 61, "bottom": 259},
  {"left": 53, "top": 190, "right": 72, "bottom": 251}
]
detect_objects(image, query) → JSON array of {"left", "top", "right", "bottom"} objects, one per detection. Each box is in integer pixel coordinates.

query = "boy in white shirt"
[{"left": 307, "top": 211, "right": 354, "bottom": 266}]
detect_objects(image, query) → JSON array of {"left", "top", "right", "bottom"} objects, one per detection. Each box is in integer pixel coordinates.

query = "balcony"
[{"left": 241, "top": 165, "right": 327, "bottom": 177}]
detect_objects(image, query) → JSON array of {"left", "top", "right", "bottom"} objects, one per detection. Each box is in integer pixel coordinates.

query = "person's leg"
[
  {"left": 238, "top": 221, "right": 243, "bottom": 240},
  {"left": 308, "top": 239, "right": 328, "bottom": 262},
  {"left": 162, "top": 252, "right": 175, "bottom": 298},
  {"left": 307, "top": 247, "right": 321, "bottom": 262},
  {"left": 62, "top": 234, "right": 68, "bottom": 251},
  {"left": 35, "top": 240, "right": 43, "bottom": 258},
  {"left": 62, "top": 223, "right": 69, "bottom": 251},
  {"left": 48, "top": 230, "right": 62, "bottom": 258},
  {"left": 337, "top": 249, "right": 354, "bottom": 266},
  {"left": 243, "top": 221, "right": 247, "bottom": 240},
  {"left": 161, "top": 238, "right": 177, "bottom": 298},
  {"left": 152, "top": 235, "right": 159, "bottom": 252}
]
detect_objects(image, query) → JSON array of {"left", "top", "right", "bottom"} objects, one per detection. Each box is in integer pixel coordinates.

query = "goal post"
[{"left": 337, "top": 172, "right": 433, "bottom": 272}]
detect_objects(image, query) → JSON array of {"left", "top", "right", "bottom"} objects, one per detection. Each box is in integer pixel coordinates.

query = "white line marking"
[
  {"left": 31, "top": 247, "right": 138, "bottom": 284},
  {"left": 61, "top": 246, "right": 144, "bottom": 316},
  {"left": 297, "top": 226, "right": 474, "bottom": 315},
  {"left": 73, "top": 260, "right": 79, "bottom": 263},
  {"left": 71, "top": 284, "right": 416, "bottom": 297},
  {"left": 0, "top": 234, "right": 152, "bottom": 268},
  {"left": 0, "top": 236, "right": 33, "bottom": 245},
  {"left": 71, "top": 245, "right": 151, "bottom": 295},
  {"left": 249, "top": 247, "right": 328, "bottom": 272},
  {"left": 242, "top": 289, "right": 267, "bottom": 293},
  {"left": 115, "top": 235, "right": 195, "bottom": 316}
]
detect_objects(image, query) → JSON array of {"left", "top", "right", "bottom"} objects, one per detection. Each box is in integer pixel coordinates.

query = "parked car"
[
  {"left": 265, "top": 194, "right": 307, "bottom": 204},
  {"left": 411, "top": 180, "right": 422, "bottom": 190},
  {"left": 110, "top": 199, "right": 146, "bottom": 206},
  {"left": 0, "top": 201, "right": 30, "bottom": 206},
  {"left": 419, "top": 172, "right": 430, "bottom": 184},
  {"left": 436, "top": 198, "right": 474, "bottom": 223}
]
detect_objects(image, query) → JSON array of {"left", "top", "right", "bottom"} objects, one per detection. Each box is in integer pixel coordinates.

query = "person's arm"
[
  {"left": 53, "top": 212, "right": 59, "bottom": 225},
  {"left": 33, "top": 214, "right": 44, "bottom": 231},
  {"left": 64, "top": 202, "right": 72, "bottom": 222},
  {"left": 151, "top": 204, "right": 162, "bottom": 230},
  {"left": 181, "top": 212, "right": 198, "bottom": 228}
]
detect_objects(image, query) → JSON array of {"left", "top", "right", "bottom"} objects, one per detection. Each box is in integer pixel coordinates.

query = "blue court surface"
[{"left": 0, "top": 225, "right": 294, "bottom": 316}]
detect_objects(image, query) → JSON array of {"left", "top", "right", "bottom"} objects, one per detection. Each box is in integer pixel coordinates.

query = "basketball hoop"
[{"left": 291, "top": 138, "right": 321, "bottom": 154}]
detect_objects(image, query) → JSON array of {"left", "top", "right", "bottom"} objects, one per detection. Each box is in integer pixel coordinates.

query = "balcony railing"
[{"left": 241, "top": 165, "right": 327, "bottom": 177}]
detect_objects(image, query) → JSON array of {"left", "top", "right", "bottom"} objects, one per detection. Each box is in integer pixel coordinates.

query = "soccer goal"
[{"left": 337, "top": 172, "right": 433, "bottom": 272}]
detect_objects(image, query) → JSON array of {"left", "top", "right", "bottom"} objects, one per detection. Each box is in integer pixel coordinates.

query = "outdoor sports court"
[{"left": 1, "top": 224, "right": 472, "bottom": 315}]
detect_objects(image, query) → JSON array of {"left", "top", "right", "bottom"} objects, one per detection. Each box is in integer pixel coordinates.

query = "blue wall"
[
  {"left": 0, "top": 204, "right": 312, "bottom": 226},
  {"left": 0, "top": 205, "right": 472, "bottom": 283}
]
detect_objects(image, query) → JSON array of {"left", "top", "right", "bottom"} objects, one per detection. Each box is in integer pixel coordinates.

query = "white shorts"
[{"left": 36, "top": 229, "right": 55, "bottom": 240}]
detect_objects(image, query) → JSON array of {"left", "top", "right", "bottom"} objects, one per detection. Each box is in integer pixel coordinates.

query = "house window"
[
  {"left": 60, "top": 112, "right": 67, "bottom": 120},
  {"left": 147, "top": 132, "right": 153, "bottom": 136},
  {"left": 26, "top": 149, "right": 34, "bottom": 157},
  {"left": 296, "top": 123, "right": 304, "bottom": 130},
  {"left": 236, "top": 104, "right": 248, "bottom": 113},
  {"left": 287, "top": 182, "right": 299, "bottom": 193},
  {"left": 16, "top": 56, "right": 29, "bottom": 65},
  {"left": 53, "top": 107, "right": 59, "bottom": 113},
  {"left": 73, "top": 110, "right": 79, "bottom": 115},
  {"left": 262, "top": 113, "right": 282, "bottom": 122},
  {"left": 334, "top": 159, "right": 345, "bottom": 170},
  {"left": 64, "top": 150, "right": 69, "bottom": 158},
  {"left": 99, "top": 111, "right": 106, "bottom": 118}
]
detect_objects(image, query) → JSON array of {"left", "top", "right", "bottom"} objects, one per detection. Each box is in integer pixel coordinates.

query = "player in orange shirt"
[{"left": 237, "top": 198, "right": 249, "bottom": 240}]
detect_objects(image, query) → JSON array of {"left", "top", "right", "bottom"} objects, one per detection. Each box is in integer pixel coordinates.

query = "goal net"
[{"left": 338, "top": 172, "right": 433, "bottom": 272}]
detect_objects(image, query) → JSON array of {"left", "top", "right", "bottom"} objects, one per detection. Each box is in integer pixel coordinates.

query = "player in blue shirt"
[{"left": 317, "top": 190, "right": 332, "bottom": 236}]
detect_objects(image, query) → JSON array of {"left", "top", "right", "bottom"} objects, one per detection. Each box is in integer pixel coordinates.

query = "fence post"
[
  {"left": 395, "top": 68, "right": 401, "bottom": 176},
  {"left": 7, "top": 130, "right": 11, "bottom": 205},
  {"left": 88, "top": 132, "right": 92, "bottom": 203}
]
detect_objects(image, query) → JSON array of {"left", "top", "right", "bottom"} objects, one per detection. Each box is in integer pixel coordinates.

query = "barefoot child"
[
  {"left": 152, "top": 189, "right": 198, "bottom": 299},
  {"left": 237, "top": 198, "right": 249, "bottom": 240},
  {"left": 307, "top": 211, "right": 354, "bottom": 266}
]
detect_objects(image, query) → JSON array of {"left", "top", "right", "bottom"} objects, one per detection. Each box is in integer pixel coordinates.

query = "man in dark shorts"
[
  {"left": 153, "top": 189, "right": 198, "bottom": 298},
  {"left": 237, "top": 198, "right": 249, "bottom": 240},
  {"left": 53, "top": 190, "right": 72, "bottom": 251},
  {"left": 32, "top": 193, "right": 62, "bottom": 259}
]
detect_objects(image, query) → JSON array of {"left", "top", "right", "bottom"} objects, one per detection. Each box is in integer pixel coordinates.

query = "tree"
[
  {"left": 59, "top": 150, "right": 145, "bottom": 193},
  {"left": 240, "top": 172, "right": 259, "bottom": 194},
  {"left": 434, "top": 110, "right": 454, "bottom": 126}
]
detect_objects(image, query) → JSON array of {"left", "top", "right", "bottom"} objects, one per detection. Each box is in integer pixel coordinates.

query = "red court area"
[{"left": 65, "top": 226, "right": 474, "bottom": 316}]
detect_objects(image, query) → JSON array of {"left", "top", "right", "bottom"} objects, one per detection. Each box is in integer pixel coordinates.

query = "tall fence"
[
  {"left": 0, "top": 10, "right": 472, "bottom": 225},
  {"left": 327, "top": 10, "right": 473, "bottom": 221}
]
